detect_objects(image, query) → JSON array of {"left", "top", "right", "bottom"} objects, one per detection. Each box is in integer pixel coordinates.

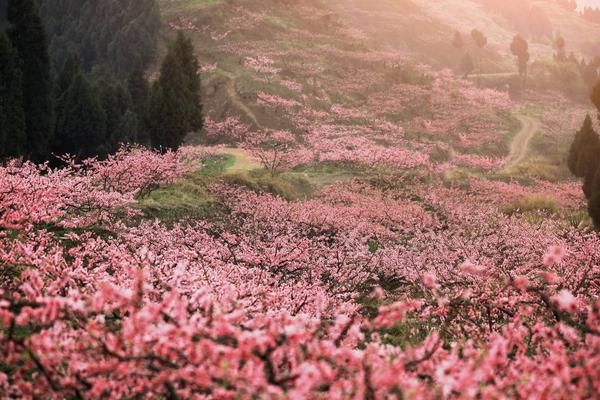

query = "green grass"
[
  {"left": 223, "top": 169, "right": 313, "bottom": 200},
  {"left": 137, "top": 155, "right": 234, "bottom": 222},
  {"left": 138, "top": 153, "right": 317, "bottom": 221},
  {"left": 501, "top": 195, "right": 559, "bottom": 216},
  {"left": 203, "top": 154, "right": 236, "bottom": 174},
  {"left": 138, "top": 173, "right": 218, "bottom": 222}
]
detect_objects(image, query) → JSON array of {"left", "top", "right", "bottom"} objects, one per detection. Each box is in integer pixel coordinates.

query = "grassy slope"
[
  {"left": 413, "top": 0, "right": 600, "bottom": 61},
  {"left": 153, "top": 0, "right": 589, "bottom": 224}
]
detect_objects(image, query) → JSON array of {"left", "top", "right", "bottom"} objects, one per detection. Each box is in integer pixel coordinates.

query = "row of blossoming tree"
[{"left": 0, "top": 144, "right": 598, "bottom": 398}]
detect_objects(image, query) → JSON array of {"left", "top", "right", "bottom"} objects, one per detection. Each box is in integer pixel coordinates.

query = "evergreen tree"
[
  {"left": 54, "top": 73, "right": 106, "bottom": 159},
  {"left": 38, "top": 0, "right": 161, "bottom": 79},
  {"left": 588, "top": 166, "right": 600, "bottom": 227},
  {"left": 147, "top": 53, "right": 190, "bottom": 150},
  {"left": 7, "top": 0, "right": 54, "bottom": 162},
  {"left": 510, "top": 34, "right": 530, "bottom": 85},
  {"left": 554, "top": 34, "right": 567, "bottom": 62},
  {"left": 471, "top": 28, "right": 487, "bottom": 77},
  {"left": 0, "top": 32, "right": 25, "bottom": 158},
  {"left": 567, "top": 115, "right": 600, "bottom": 199},
  {"left": 591, "top": 80, "right": 600, "bottom": 117},
  {"left": 146, "top": 33, "right": 203, "bottom": 150},
  {"left": 171, "top": 32, "right": 203, "bottom": 132},
  {"left": 582, "top": 61, "right": 599, "bottom": 89},
  {"left": 128, "top": 66, "right": 150, "bottom": 144},
  {"left": 0, "top": 0, "right": 7, "bottom": 30},
  {"left": 55, "top": 53, "right": 81, "bottom": 97},
  {"left": 97, "top": 79, "right": 137, "bottom": 152},
  {"left": 53, "top": 53, "right": 81, "bottom": 142}
]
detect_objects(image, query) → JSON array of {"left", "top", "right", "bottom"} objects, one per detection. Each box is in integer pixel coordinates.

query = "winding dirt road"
[{"left": 502, "top": 115, "right": 540, "bottom": 172}]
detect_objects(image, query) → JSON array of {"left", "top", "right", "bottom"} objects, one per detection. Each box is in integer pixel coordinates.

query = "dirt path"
[
  {"left": 502, "top": 115, "right": 540, "bottom": 172},
  {"left": 219, "top": 147, "right": 261, "bottom": 173},
  {"left": 205, "top": 71, "right": 262, "bottom": 128}
]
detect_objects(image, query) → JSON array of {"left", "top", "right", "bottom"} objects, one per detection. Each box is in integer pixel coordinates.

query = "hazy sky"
[{"left": 577, "top": 0, "right": 600, "bottom": 9}]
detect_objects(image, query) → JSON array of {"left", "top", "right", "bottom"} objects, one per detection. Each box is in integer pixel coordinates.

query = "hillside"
[
  {"left": 2, "top": 0, "right": 600, "bottom": 398},
  {"left": 415, "top": 0, "right": 600, "bottom": 61}
]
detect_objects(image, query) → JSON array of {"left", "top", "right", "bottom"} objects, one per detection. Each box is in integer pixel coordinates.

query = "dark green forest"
[
  {"left": 38, "top": 0, "right": 161, "bottom": 79},
  {"left": 0, "top": 0, "right": 161, "bottom": 78},
  {"left": 0, "top": 0, "right": 203, "bottom": 162}
]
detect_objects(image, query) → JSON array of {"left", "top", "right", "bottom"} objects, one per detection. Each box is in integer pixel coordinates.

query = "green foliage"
[
  {"left": 222, "top": 170, "right": 312, "bottom": 201},
  {"left": 7, "top": 0, "right": 54, "bottom": 162},
  {"left": 139, "top": 155, "right": 233, "bottom": 222},
  {"left": 569, "top": 114, "right": 600, "bottom": 229},
  {"left": 37, "top": 0, "right": 161, "bottom": 79},
  {"left": 54, "top": 73, "right": 106, "bottom": 159},
  {"left": 52, "top": 54, "right": 140, "bottom": 160},
  {"left": 97, "top": 78, "right": 137, "bottom": 150},
  {"left": 588, "top": 168, "right": 600, "bottom": 228},
  {"left": 591, "top": 79, "right": 600, "bottom": 114},
  {"left": 567, "top": 115, "right": 600, "bottom": 200},
  {"left": 501, "top": 195, "right": 559, "bottom": 216},
  {"left": 128, "top": 67, "right": 151, "bottom": 145},
  {"left": 510, "top": 34, "right": 530, "bottom": 78},
  {"left": 147, "top": 33, "right": 203, "bottom": 150},
  {"left": 138, "top": 172, "right": 218, "bottom": 222},
  {"left": 0, "top": 31, "right": 25, "bottom": 158}
]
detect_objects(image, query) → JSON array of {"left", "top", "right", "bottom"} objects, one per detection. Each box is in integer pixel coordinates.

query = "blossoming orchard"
[{"left": 2, "top": 0, "right": 600, "bottom": 398}]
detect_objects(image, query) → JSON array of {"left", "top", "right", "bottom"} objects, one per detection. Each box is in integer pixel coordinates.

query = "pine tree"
[
  {"left": 54, "top": 73, "right": 106, "bottom": 159},
  {"left": 128, "top": 66, "right": 150, "bottom": 144},
  {"left": 171, "top": 32, "right": 203, "bottom": 132},
  {"left": 0, "top": 0, "right": 7, "bottom": 30},
  {"left": 0, "top": 32, "right": 26, "bottom": 158},
  {"left": 97, "top": 79, "right": 136, "bottom": 152},
  {"left": 471, "top": 28, "right": 487, "bottom": 78},
  {"left": 147, "top": 52, "right": 190, "bottom": 150},
  {"left": 588, "top": 166, "right": 600, "bottom": 228},
  {"left": 53, "top": 53, "right": 81, "bottom": 144},
  {"left": 567, "top": 115, "right": 600, "bottom": 199},
  {"left": 510, "top": 35, "right": 530, "bottom": 86},
  {"left": 146, "top": 33, "right": 203, "bottom": 150},
  {"left": 554, "top": 34, "right": 567, "bottom": 62},
  {"left": 37, "top": 0, "right": 161, "bottom": 80},
  {"left": 7, "top": 0, "right": 54, "bottom": 162},
  {"left": 591, "top": 80, "right": 600, "bottom": 118}
]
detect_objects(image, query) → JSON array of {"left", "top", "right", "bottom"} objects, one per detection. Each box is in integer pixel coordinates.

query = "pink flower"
[
  {"left": 543, "top": 245, "right": 566, "bottom": 266},
  {"left": 513, "top": 276, "right": 529, "bottom": 291},
  {"left": 552, "top": 289, "right": 578, "bottom": 313},
  {"left": 423, "top": 272, "right": 438, "bottom": 289}
]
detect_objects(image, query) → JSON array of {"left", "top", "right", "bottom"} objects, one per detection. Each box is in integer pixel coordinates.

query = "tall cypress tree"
[
  {"left": 568, "top": 115, "right": 600, "bottom": 199},
  {"left": 0, "top": 32, "right": 26, "bottom": 158},
  {"left": 147, "top": 51, "right": 189, "bottom": 150},
  {"left": 7, "top": 0, "right": 54, "bottom": 162},
  {"left": 171, "top": 32, "right": 203, "bottom": 132},
  {"left": 97, "top": 78, "right": 137, "bottom": 151},
  {"left": 146, "top": 33, "right": 203, "bottom": 150}
]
